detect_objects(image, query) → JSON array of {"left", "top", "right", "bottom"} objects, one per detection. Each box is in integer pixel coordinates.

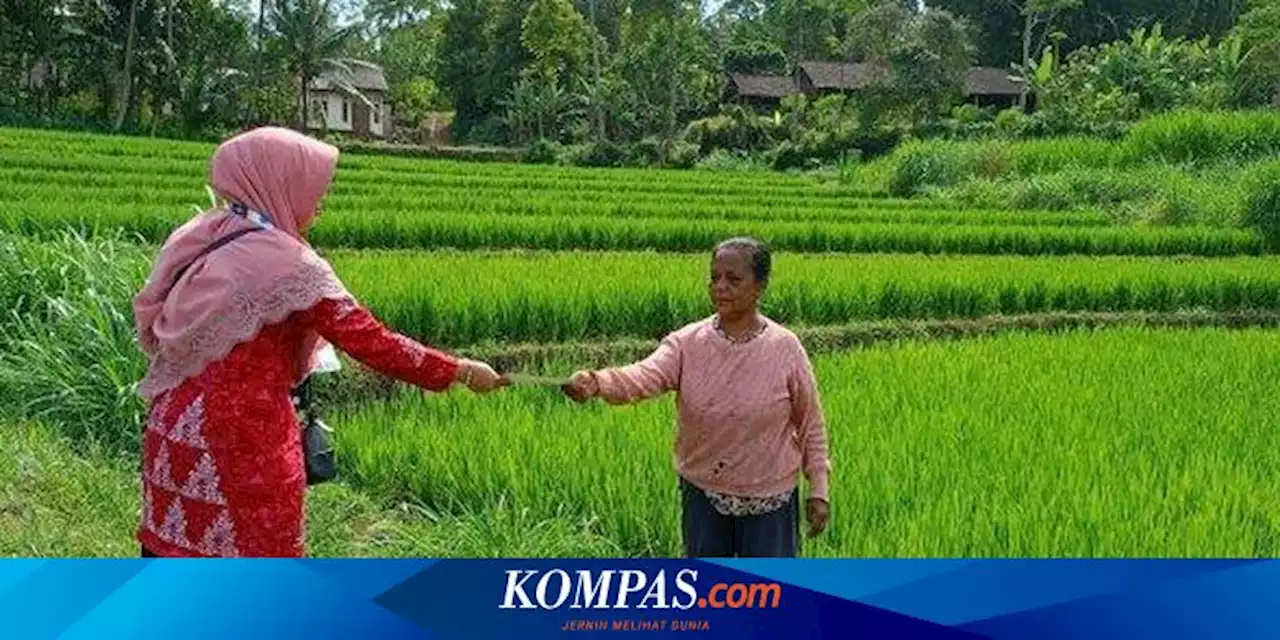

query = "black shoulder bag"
[
  {"left": 293, "top": 374, "right": 337, "bottom": 485},
  {"left": 171, "top": 224, "right": 337, "bottom": 486}
]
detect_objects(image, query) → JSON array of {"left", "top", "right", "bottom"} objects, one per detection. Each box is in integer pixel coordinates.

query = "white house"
[{"left": 307, "top": 60, "right": 391, "bottom": 139}]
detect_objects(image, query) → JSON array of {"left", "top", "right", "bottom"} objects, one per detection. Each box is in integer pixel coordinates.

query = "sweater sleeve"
[
  {"left": 593, "top": 332, "right": 682, "bottom": 404},
  {"left": 788, "top": 338, "right": 831, "bottom": 502},
  {"left": 305, "top": 296, "right": 460, "bottom": 392}
]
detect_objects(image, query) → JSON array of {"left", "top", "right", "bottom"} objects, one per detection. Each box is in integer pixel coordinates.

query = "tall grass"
[
  {"left": 333, "top": 328, "right": 1280, "bottom": 557},
  {"left": 1240, "top": 161, "right": 1280, "bottom": 251},
  {"left": 0, "top": 232, "right": 150, "bottom": 455},
  {"left": 886, "top": 111, "right": 1280, "bottom": 216},
  {"left": 939, "top": 166, "right": 1246, "bottom": 227},
  {"left": 1121, "top": 109, "right": 1280, "bottom": 166},
  {"left": 887, "top": 138, "right": 1122, "bottom": 196}
]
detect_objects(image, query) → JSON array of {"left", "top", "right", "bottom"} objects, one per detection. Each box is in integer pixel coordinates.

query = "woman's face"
[{"left": 709, "top": 247, "right": 761, "bottom": 318}]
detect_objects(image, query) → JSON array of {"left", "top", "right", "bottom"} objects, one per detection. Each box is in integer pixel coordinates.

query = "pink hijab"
[{"left": 133, "top": 127, "right": 352, "bottom": 400}]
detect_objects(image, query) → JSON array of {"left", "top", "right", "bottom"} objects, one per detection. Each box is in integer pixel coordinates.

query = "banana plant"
[{"left": 1011, "top": 42, "right": 1056, "bottom": 98}]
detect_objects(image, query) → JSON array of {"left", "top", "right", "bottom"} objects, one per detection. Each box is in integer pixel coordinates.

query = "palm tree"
[
  {"left": 269, "top": 0, "right": 369, "bottom": 129},
  {"left": 112, "top": 0, "right": 141, "bottom": 131},
  {"left": 9, "top": 0, "right": 81, "bottom": 118}
]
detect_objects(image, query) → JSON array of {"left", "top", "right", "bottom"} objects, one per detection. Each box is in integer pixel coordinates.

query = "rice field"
[
  {"left": 2, "top": 124, "right": 1279, "bottom": 558},
  {"left": 333, "top": 328, "right": 1280, "bottom": 557},
  {"left": 0, "top": 131, "right": 1265, "bottom": 256}
]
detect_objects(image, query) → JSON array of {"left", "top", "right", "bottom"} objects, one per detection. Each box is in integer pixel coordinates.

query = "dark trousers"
[{"left": 680, "top": 477, "right": 799, "bottom": 558}]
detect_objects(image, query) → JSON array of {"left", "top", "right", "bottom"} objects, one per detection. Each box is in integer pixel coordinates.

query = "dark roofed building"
[
  {"left": 794, "top": 61, "right": 1034, "bottom": 110},
  {"left": 795, "top": 61, "right": 889, "bottom": 94},
  {"left": 724, "top": 73, "right": 798, "bottom": 113},
  {"left": 964, "top": 67, "right": 1029, "bottom": 110},
  {"left": 720, "top": 61, "right": 1036, "bottom": 114}
]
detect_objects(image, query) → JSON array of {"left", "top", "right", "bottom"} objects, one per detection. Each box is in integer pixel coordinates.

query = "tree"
[
  {"left": 617, "top": 10, "right": 718, "bottom": 147},
  {"left": 722, "top": 37, "right": 789, "bottom": 74},
  {"left": 437, "top": 0, "right": 493, "bottom": 139},
  {"left": 364, "top": 0, "right": 441, "bottom": 32},
  {"left": 1232, "top": 0, "right": 1280, "bottom": 106},
  {"left": 516, "top": 0, "right": 592, "bottom": 140},
  {"left": 843, "top": 0, "right": 913, "bottom": 61},
  {"left": 1007, "top": 0, "right": 1081, "bottom": 107},
  {"left": 844, "top": 2, "right": 974, "bottom": 122},
  {"left": 711, "top": 2, "right": 790, "bottom": 74},
  {"left": 520, "top": 0, "right": 591, "bottom": 83},
  {"left": 112, "top": 0, "right": 141, "bottom": 131},
  {"left": 374, "top": 16, "right": 447, "bottom": 126},
  {"left": 3, "top": 0, "right": 80, "bottom": 118},
  {"left": 155, "top": 0, "right": 254, "bottom": 137},
  {"left": 930, "top": 0, "right": 1249, "bottom": 68},
  {"left": 891, "top": 7, "right": 974, "bottom": 119},
  {"left": 268, "top": 0, "right": 363, "bottom": 128},
  {"left": 764, "top": 0, "right": 868, "bottom": 64}
]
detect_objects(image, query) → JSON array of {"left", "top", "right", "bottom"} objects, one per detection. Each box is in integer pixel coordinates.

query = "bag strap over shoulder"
[
  {"left": 170, "top": 226, "right": 264, "bottom": 289},
  {"left": 169, "top": 203, "right": 275, "bottom": 289}
]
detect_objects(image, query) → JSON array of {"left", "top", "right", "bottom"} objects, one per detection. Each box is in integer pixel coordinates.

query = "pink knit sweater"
[{"left": 593, "top": 316, "right": 832, "bottom": 502}]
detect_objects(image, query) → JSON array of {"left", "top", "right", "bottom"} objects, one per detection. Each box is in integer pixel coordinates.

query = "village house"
[
  {"left": 307, "top": 60, "right": 392, "bottom": 139},
  {"left": 723, "top": 61, "right": 1030, "bottom": 114},
  {"left": 723, "top": 73, "right": 799, "bottom": 113}
]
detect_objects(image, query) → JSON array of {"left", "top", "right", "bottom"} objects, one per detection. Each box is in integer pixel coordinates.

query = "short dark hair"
[{"left": 714, "top": 237, "right": 772, "bottom": 285}]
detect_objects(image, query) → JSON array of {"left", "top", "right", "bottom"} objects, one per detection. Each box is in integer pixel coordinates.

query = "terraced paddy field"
[{"left": 3, "top": 126, "right": 1278, "bottom": 557}]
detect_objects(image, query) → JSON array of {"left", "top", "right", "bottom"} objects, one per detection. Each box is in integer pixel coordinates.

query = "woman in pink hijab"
[{"left": 131, "top": 127, "right": 506, "bottom": 558}]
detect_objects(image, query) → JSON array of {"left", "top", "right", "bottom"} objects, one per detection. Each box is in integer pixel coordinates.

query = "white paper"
[{"left": 312, "top": 344, "right": 343, "bottom": 374}]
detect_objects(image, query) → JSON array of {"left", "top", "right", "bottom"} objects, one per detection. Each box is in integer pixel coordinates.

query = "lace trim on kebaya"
[{"left": 137, "top": 248, "right": 352, "bottom": 400}]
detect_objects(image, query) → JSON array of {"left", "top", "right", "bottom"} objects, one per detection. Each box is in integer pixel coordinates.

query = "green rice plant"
[
  {"left": 329, "top": 250, "right": 1280, "bottom": 346},
  {"left": 0, "top": 134, "right": 874, "bottom": 202},
  {"left": 0, "top": 173, "right": 1112, "bottom": 229},
  {"left": 332, "top": 327, "right": 1280, "bottom": 557},
  {"left": 7, "top": 233, "right": 1280, "bottom": 352},
  {"left": 1, "top": 194, "right": 1254, "bottom": 256},
  {"left": 0, "top": 125, "right": 842, "bottom": 189}
]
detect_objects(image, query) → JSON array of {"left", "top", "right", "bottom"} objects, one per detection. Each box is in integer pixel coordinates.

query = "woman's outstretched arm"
[
  {"left": 304, "top": 296, "right": 496, "bottom": 392},
  {"left": 566, "top": 333, "right": 682, "bottom": 404}
]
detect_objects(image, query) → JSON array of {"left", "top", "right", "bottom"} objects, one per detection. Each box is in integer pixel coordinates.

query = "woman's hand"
[
  {"left": 806, "top": 498, "right": 830, "bottom": 538},
  {"left": 563, "top": 370, "right": 599, "bottom": 403},
  {"left": 457, "top": 359, "right": 508, "bottom": 393}
]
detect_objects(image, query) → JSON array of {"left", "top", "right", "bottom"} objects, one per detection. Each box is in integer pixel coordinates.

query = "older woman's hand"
[
  {"left": 563, "top": 370, "right": 599, "bottom": 403},
  {"left": 806, "top": 498, "right": 829, "bottom": 537}
]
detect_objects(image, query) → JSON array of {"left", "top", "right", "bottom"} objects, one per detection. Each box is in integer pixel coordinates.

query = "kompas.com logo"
[{"left": 498, "top": 568, "right": 783, "bottom": 611}]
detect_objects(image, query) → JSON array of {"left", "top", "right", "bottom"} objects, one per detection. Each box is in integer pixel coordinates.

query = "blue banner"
[{"left": 4, "top": 559, "right": 1279, "bottom": 639}]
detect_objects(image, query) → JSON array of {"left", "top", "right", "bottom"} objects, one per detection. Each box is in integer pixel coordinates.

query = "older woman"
[
  {"left": 564, "top": 238, "right": 831, "bottom": 557},
  {"left": 132, "top": 127, "right": 506, "bottom": 558}
]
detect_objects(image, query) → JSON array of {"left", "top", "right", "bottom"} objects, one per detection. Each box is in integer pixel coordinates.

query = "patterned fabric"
[
  {"left": 133, "top": 128, "right": 349, "bottom": 403},
  {"left": 137, "top": 297, "right": 459, "bottom": 557},
  {"left": 702, "top": 487, "right": 793, "bottom": 517},
  {"left": 712, "top": 314, "right": 766, "bottom": 345}
]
